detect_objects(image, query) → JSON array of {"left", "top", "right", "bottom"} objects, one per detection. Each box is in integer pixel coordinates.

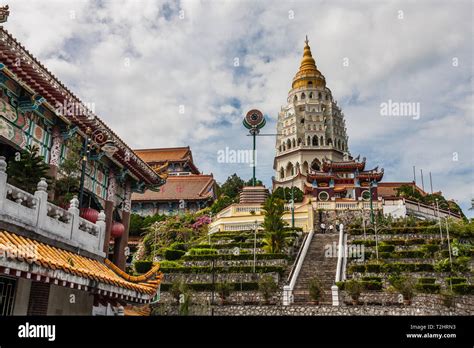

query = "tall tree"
[{"left": 261, "top": 195, "right": 287, "bottom": 253}]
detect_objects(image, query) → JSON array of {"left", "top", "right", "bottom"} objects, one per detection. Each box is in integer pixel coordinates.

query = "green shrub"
[
  {"left": 361, "top": 276, "right": 382, "bottom": 282},
  {"left": 216, "top": 281, "right": 233, "bottom": 300},
  {"left": 258, "top": 275, "right": 278, "bottom": 303},
  {"left": 421, "top": 244, "right": 439, "bottom": 254},
  {"left": 360, "top": 280, "right": 383, "bottom": 291},
  {"left": 383, "top": 239, "right": 406, "bottom": 246},
  {"left": 164, "top": 248, "right": 186, "bottom": 261},
  {"left": 366, "top": 263, "right": 383, "bottom": 273},
  {"left": 415, "top": 283, "right": 440, "bottom": 293},
  {"left": 161, "top": 282, "right": 260, "bottom": 292},
  {"left": 378, "top": 252, "right": 392, "bottom": 259},
  {"left": 392, "top": 250, "right": 425, "bottom": 258},
  {"left": 405, "top": 238, "right": 425, "bottom": 245},
  {"left": 308, "top": 278, "right": 323, "bottom": 302},
  {"left": 345, "top": 280, "right": 362, "bottom": 301},
  {"left": 160, "top": 265, "right": 285, "bottom": 274},
  {"left": 188, "top": 248, "right": 217, "bottom": 255},
  {"left": 352, "top": 240, "right": 376, "bottom": 246},
  {"left": 159, "top": 260, "right": 182, "bottom": 268},
  {"left": 445, "top": 277, "right": 467, "bottom": 285},
  {"left": 134, "top": 260, "right": 153, "bottom": 274},
  {"left": 182, "top": 253, "right": 287, "bottom": 261},
  {"left": 169, "top": 242, "right": 187, "bottom": 251},
  {"left": 452, "top": 283, "right": 474, "bottom": 295},
  {"left": 418, "top": 277, "right": 436, "bottom": 284},
  {"left": 389, "top": 274, "right": 416, "bottom": 300},
  {"left": 349, "top": 264, "right": 366, "bottom": 273},
  {"left": 378, "top": 244, "right": 395, "bottom": 253}
]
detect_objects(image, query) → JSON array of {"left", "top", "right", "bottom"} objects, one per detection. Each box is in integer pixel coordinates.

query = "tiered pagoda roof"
[{"left": 322, "top": 156, "right": 366, "bottom": 172}]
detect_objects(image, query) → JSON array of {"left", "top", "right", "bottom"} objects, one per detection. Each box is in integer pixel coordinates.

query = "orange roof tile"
[
  {"left": 0, "top": 231, "right": 162, "bottom": 298},
  {"left": 134, "top": 147, "right": 191, "bottom": 163},
  {"left": 132, "top": 174, "right": 215, "bottom": 201}
]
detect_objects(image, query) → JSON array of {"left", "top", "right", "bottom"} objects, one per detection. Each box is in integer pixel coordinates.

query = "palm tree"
[{"left": 261, "top": 195, "right": 287, "bottom": 253}]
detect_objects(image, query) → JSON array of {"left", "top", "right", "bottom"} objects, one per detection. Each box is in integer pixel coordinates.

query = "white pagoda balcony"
[{"left": 0, "top": 156, "right": 106, "bottom": 258}]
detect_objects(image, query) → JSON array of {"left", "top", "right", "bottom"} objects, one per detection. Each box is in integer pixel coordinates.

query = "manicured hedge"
[
  {"left": 335, "top": 280, "right": 382, "bottom": 291},
  {"left": 164, "top": 248, "right": 186, "bottom": 261},
  {"left": 452, "top": 283, "right": 474, "bottom": 295},
  {"left": 418, "top": 277, "right": 436, "bottom": 284},
  {"left": 134, "top": 260, "right": 153, "bottom": 274},
  {"left": 160, "top": 282, "right": 260, "bottom": 291},
  {"left": 182, "top": 253, "right": 288, "bottom": 261},
  {"left": 445, "top": 277, "right": 467, "bottom": 285},
  {"left": 160, "top": 265, "right": 285, "bottom": 274},
  {"left": 378, "top": 245, "right": 395, "bottom": 253},
  {"left": 349, "top": 262, "right": 434, "bottom": 274},
  {"left": 348, "top": 226, "right": 441, "bottom": 235},
  {"left": 415, "top": 283, "right": 440, "bottom": 293},
  {"left": 188, "top": 248, "right": 217, "bottom": 255},
  {"left": 196, "top": 242, "right": 265, "bottom": 249},
  {"left": 352, "top": 240, "right": 376, "bottom": 247}
]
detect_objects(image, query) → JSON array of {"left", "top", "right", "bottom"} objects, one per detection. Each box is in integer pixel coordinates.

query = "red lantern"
[
  {"left": 80, "top": 208, "right": 99, "bottom": 223},
  {"left": 111, "top": 222, "right": 125, "bottom": 238}
]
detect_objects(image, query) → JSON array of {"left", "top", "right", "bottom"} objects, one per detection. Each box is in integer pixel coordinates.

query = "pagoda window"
[
  {"left": 308, "top": 81, "right": 313, "bottom": 88},
  {"left": 301, "top": 93, "right": 306, "bottom": 99},
  {"left": 280, "top": 167, "right": 285, "bottom": 179},
  {"left": 294, "top": 95, "right": 298, "bottom": 102},
  {"left": 307, "top": 136, "right": 310, "bottom": 146},
  {"left": 297, "top": 138, "right": 302, "bottom": 146},
  {"left": 292, "top": 138, "right": 296, "bottom": 147},
  {"left": 309, "top": 92, "right": 313, "bottom": 98},
  {"left": 279, "top": 145, "right": 282, "bottom": 152},
  {"left": 303, "top": 161, "right": 309, "bottom": 174},
  {"left": 311, "top": 158, "right": 321, "bottom": 171},
  {"left": 285, "top": 162, "right": 294, "bottom": 177},
  {"left": 282, "top": 143, "right": 286, "bottom": 151},
  {"left": 301, "top": 118, "right": 304, "bottom": 124},
  {"left": 312, "top": 135, "right": 318, "bottom": 146},
  {"left": 338, "top": 139, "right": 341, "bottom": 149},
  {"left": 320, "top": 136, "right": 324, "bottom": 145},
  {"left": 287, "top": 139, "right": 291, "bottom": 149},
  {"left": 295, "top": 162, "right": 300, "bottom": 174},
  {"left": 318, "top": 92, "right": 322, "bottom": 99}
]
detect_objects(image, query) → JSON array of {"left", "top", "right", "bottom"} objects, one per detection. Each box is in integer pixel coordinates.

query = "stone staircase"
[{"left": 292, "top": 232, "right": 339, "bottom": 304}]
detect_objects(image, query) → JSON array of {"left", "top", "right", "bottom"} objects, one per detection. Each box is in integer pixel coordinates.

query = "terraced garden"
[{"left": 338, "top": 219, "right": 474, "bottom": 306}]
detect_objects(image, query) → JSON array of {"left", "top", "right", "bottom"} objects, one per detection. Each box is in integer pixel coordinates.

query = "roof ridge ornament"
[{"left": 0, "top": 5, "right": 9, "bottom": 23}]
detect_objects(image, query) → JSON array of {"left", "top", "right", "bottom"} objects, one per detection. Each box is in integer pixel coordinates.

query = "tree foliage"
[
  {"left": 272, "top": 186, "right": 304, "bottom": 203},
  {"left": 261, "top": 195, "right": 287, "bottom": 253},
  {"left": 6, "top": 145, "right": 51, "bottom": 193}
]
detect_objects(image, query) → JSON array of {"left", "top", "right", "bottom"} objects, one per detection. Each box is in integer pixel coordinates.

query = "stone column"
[
  {"left": 113, "top": 181, "right": 131, "bottom": 269},
  {"left": 103, "top": 169, "right": 116, "bottom": 255},
  {"left": 48, "top": 127, "right": 62, "bottom": 196}
]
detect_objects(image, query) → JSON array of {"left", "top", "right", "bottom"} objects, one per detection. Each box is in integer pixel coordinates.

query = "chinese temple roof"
[
  {"left": 322, "top": 157, "right": 366, "bottom": 172},
  {"left": 0, "top": 27, "right": 161, "bottom": 185},
  {"left": 135, "top": 146, "right": 200, "bottom": 174},
  {"left": 0, "top": 230, "right": 162, "bottom": 302},
  {"left": 132, "top": 174, "right": 215, "bottom": 201}
]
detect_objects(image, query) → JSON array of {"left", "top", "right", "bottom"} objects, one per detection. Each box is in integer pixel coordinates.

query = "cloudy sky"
[{"left": 4, "top": 0, "right": 473, "bottom": 216}]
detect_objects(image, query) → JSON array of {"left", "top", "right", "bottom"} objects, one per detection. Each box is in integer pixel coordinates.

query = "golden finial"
[{"left": 305, "top": 35, "right": 309, "bottom": 46}]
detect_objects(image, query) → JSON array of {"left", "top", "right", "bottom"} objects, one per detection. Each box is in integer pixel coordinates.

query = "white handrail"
[
  {"left": 283, "top": 229, "right": 314, "bottom": 305},
  {"left": 332, "top": 224, "right": 345, "bottom": 306},
  {"left": 335, "top": 224, "right": 344, "bottom": 283}
]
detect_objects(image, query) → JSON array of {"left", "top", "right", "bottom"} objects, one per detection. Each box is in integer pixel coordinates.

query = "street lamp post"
[
  {"left": 435, "top": 198, "right": 443, "bottom": 242},
  {"left": 253, "top": 220, "right": 258, "bottom": 273}
]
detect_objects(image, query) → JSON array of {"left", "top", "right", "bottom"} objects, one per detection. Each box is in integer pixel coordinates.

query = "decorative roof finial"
[
  {"left": 305, "top": 35, "right": 309, "bottom": 46},
  {"left": 0, "top": 5, "right": 10, "bottom": 24}
]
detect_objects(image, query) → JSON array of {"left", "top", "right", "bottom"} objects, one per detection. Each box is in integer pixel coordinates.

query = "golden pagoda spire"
[{"left": 291, "top": 36, "right": 325, "bottom": 89}]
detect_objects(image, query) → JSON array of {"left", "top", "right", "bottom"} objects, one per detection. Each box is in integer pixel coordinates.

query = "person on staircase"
[
  {"left": 320, "top": 222, "right": 326, "bottom": 234},
  {"left": 329, "top": 224, "right": 334, "bottom": 233}
]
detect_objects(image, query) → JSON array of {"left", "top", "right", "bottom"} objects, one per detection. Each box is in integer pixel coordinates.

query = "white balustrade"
[{"left": 0, "top": 157, "right": 106, "bottom": 257}]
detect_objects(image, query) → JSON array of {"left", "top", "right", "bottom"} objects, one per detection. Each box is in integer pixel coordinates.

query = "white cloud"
[{"left": 4, "top": 0, "right": 473, "bottom": 216}]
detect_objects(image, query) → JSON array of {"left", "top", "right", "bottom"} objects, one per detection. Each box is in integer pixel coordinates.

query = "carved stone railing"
[{"left": 0, "top": 156, "right": 106, "bottom": 257}]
